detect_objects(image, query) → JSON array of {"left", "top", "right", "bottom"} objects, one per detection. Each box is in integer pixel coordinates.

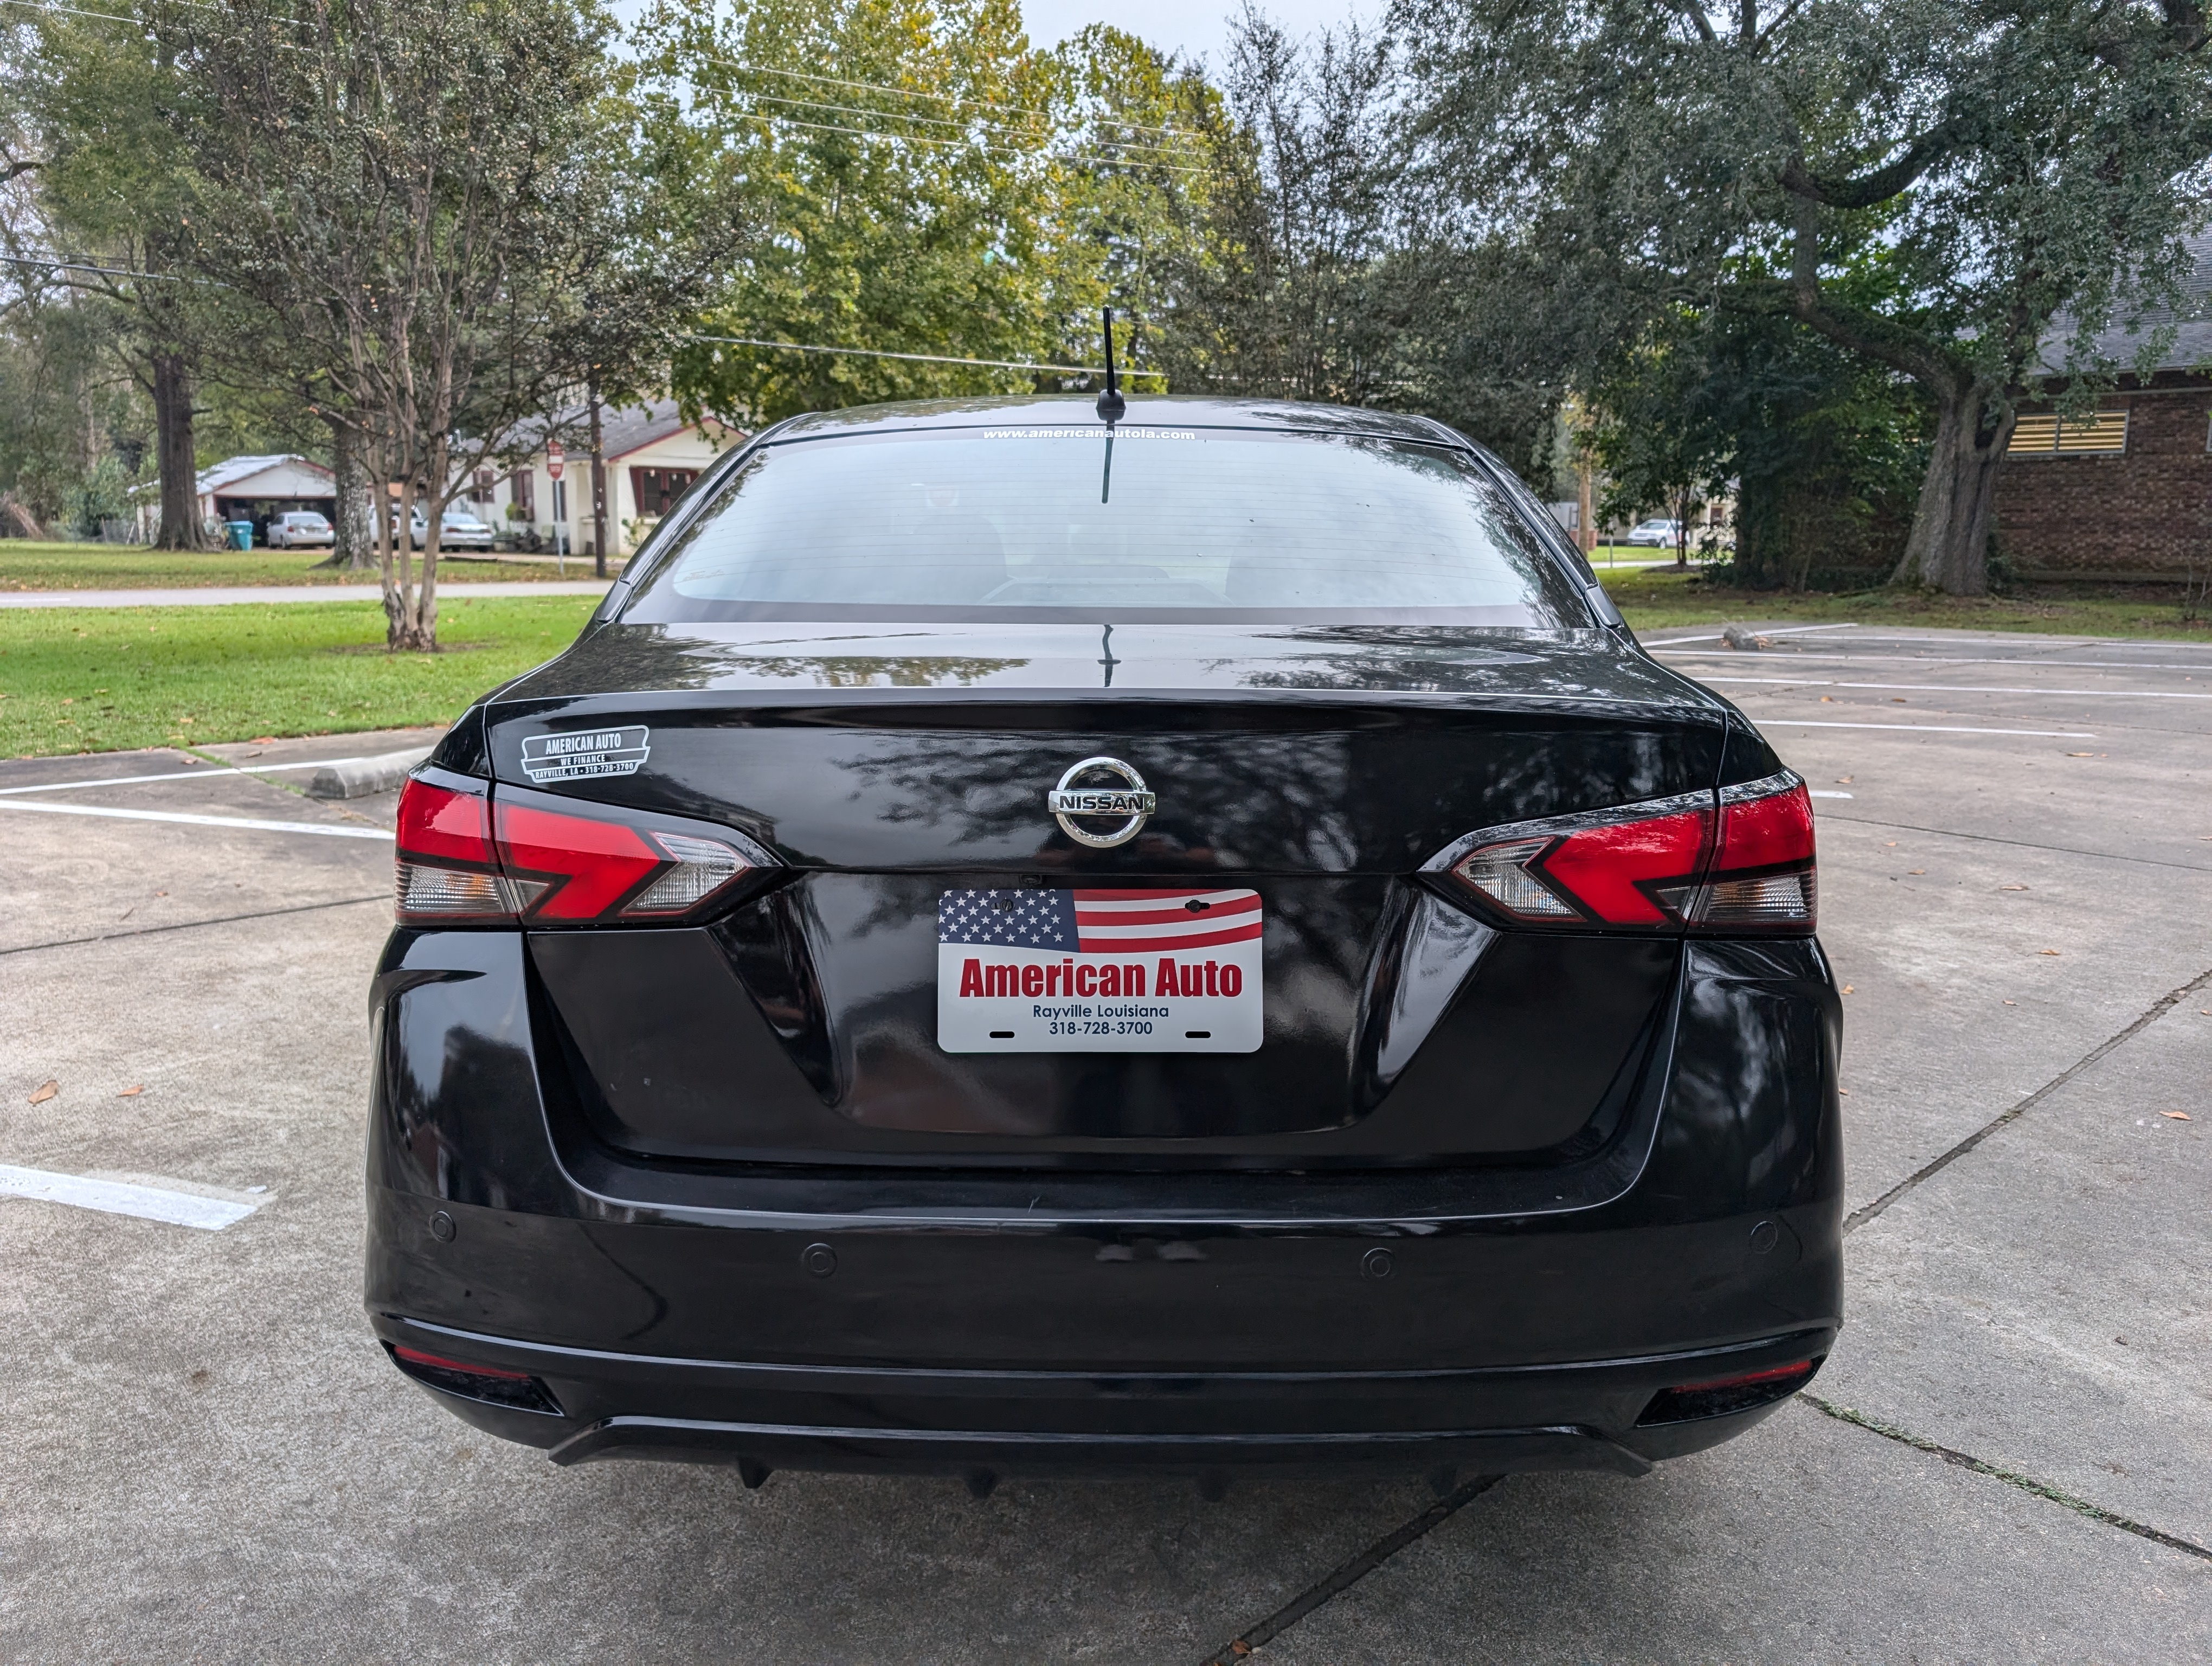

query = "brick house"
[{"left": 1994, "top": 251, "right": 2212, "bottom": 581}]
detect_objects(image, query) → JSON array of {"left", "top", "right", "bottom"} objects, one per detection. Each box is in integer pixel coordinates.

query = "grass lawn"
[
  {"left": 1601, "top": 562, "right": 2212, "bottom": 642},
  {"left": 0, "top": 539, "right": 617, "bottom": 591},
  {"left": 1, "top": 594, "right": 599, "bottom": 757}
]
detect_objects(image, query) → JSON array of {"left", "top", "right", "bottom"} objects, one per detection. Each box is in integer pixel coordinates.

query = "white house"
[
  {"left": 469, "top": 399, "right": 741, "bottom": 559},
  {"left": 136, "top": 453, "right": 337, "bottom": 542}
]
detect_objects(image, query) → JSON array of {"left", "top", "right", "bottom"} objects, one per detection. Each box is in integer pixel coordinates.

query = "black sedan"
[{"left": 368, "top": 396, "right": 1840, "bottom": 1494}]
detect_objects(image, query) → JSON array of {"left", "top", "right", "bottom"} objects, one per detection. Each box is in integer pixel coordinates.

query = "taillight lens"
[
  {"left": 1431, "top": 771, "right": 1815, "bottom": 934},
  {"left": 394, "top": 772, "right": 758, "bottom": 926},
  {"left": 1704, "top": 773, "right": 1817, "bottom": 928},
  {"left": 396, "top": 772, "right": 516, "bottom": 921}
]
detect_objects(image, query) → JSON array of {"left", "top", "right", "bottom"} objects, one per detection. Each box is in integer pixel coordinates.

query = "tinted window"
[{"left": 619, "top": 426, "right": 1591, "bottom": 627}]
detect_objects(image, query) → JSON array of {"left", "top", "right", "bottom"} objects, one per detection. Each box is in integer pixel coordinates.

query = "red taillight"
[
  {"left": 1529, "top": 806, "right": 1713, "bottom": 926},
  {"left": 1433, "top": 771, "right": 1815, "bottom": 933},
  {"left": 1703, "top": 774, "right": 1818, "bottom": 928},
  {"left": 496, "top": 800, "right": 666, "bottom": 920},
  {"left": 396, "top": 774, "right": 514, "bottom": 921},
  {"left": 1440, "top": 790, "right": 1714, "bottom": 928},
  {"left": 394, "top": 773, "right": 755, "bottom": 926}
]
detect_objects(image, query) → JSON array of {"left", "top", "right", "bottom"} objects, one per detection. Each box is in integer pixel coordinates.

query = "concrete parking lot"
[{"left": 2, "top": 624, "right": 2208, "bottom": 1662}]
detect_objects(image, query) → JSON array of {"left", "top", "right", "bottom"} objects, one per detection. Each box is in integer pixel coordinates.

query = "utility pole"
[{"left": 588, "top": 383, "right": 609, "bottom": 580}]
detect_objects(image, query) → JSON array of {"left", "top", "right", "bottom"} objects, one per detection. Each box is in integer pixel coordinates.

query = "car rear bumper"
[
  {"left": 372, "top": 1303, "right": 1831, "bottom": 1482},
  {"left": 364, "top": 927, "right": 1843, "bottom": 1479}
]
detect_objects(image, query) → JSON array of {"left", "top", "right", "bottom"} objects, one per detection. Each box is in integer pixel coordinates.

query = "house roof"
[
  {"left": 195, "top": 453, "right": 335, "bottom": 494},
  {"left": 513, "top": 398, "right": 733, "bottom": 462},
  {"left": 597, "top": 399, "right": 699, "bottom": 459},
  {"left": 2036, "top": 233, "right": 2212, "bottom": 377}
]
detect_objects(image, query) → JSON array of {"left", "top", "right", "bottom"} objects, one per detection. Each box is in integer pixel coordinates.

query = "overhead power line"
[
  {"left": 714, "top": 84, "right": 1203, "bottom": 169},
  {"left": 692, "top": 55, "right": 1200, "bottom": 145},
  {"left": 0, "top": 0, "right": 143, "bottom": 25},
  {"left": 722, "top": 108, "right": 1206, "bottom": 176},
  {"left": 686, "top": 333, "right": 1165, "bottom": 380}
]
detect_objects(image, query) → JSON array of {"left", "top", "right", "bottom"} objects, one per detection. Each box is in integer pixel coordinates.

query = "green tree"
[
  {"left": 1397, "top": 0, "right": 2212, "bottom": 593},
  {"left": 638, "top": 0, "right": 1205, "bottom": 422},
  {"left": 12, "top": 9, "right": 220, "bottom": 547},
  {"left": 158, "top": 0, "right": 647, "bottom": 648},
  {"left": 1152, "top": 6, "right": 1400, "bottom": 403},
  {"left": 644, "top": 0, "right": 1065, "bottom": 423}
]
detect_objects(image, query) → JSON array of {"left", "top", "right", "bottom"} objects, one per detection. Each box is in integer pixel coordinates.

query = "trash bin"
[{"left": 226, "top": 520, "right": 255, "bottom": 550}]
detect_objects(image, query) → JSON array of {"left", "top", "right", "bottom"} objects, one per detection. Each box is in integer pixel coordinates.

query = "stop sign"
[{"left": 546, "top": 438, "right": 565, "bottom": 480}]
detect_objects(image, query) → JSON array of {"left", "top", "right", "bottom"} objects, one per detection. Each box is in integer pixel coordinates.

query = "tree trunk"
[
  {"left": 589, "top": 389, "right": 609, "bottom": 581},
  {"left": 385, "top": 448, "right": 447, "bottom": 651},
  {"left": 319, "top": 422, "right": 375, "bottom": 571},
  {"left": 1890, "top": 382, "right": 2014, "bottom": 595},
  {"left": 150, "top": 351, "right": 205, "bottom": 551}
]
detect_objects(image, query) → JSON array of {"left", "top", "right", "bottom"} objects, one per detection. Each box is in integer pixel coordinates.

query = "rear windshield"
[{"left": 618, "top": 426, "right": 1592, "bottom": 627}]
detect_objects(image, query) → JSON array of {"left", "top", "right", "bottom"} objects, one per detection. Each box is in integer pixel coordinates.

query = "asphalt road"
[{"left": 2, "top": 624, "right": 2208, "bottom": 1662}]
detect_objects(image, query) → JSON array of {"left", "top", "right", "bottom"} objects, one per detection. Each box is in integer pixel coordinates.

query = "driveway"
[{"left": 1, "top": 625, "right": 2207, "bottom": 1662}]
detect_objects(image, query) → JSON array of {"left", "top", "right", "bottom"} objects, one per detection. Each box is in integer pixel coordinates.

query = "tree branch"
[
  {"left": 1780, "top": 127, "right": 1957, "bottom": 210},
  {"left": 1731, "top": 275, "right": 1967, "bottom": 394},
  {"left": 1660, "top": 1, "right": 1717, "bottom": 44}
]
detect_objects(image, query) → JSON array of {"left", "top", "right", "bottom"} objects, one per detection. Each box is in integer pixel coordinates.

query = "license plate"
[{"left": 936, "top": 887, "right": 1263, "bottom": 1053}]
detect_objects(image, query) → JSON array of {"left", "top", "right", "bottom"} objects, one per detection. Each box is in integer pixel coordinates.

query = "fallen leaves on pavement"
[
  {"left": 2163, "top": 1112, "right": 2192, "bottom": 1122},
  {"left": 117, "top": 1085, "right": 144, "bottom": 1098},
  {"left": 28, "top": 1079, "right": 58, "bottom": 1104}
]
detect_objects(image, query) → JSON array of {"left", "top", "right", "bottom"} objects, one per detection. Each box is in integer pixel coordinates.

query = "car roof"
[{"left": 763, "top": 394, "right": 1463, "bottom": 448}]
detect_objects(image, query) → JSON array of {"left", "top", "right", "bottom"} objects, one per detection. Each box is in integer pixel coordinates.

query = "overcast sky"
[{"left": 1019, "top": 0, "right": 1378, "bottom": 70}]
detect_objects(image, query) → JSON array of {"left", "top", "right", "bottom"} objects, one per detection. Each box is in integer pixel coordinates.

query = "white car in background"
[
  {"left": 266, "top": 510, "right": 335, "bottom": 549},
  {"left": 398, "top": 507, "right": 498, "bottom": 552},
  {"left": 1623, "top": 518, "right": 1683, "bottom": 548}
]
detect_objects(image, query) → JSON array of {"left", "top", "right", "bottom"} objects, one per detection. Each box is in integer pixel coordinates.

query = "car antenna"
[{"left": 1096, "top": 306, "right": 1125, "bottom": 425}]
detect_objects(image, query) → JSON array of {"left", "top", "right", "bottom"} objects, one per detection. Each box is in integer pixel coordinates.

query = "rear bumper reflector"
[
  {"left": 387, "top": 1343, "right": 564, "bottom": 1415},
  {"left": 1635, "top": 1357, "right": 1821, "bottom": 1426}
]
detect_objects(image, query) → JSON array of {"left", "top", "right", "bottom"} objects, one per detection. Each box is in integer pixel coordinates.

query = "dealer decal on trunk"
[
  {"left": 519, "top": 726, "right": 651, "bottom": 783},
  {"left": 936, "top": 887, "right": 1263, "bottom": 1054}
]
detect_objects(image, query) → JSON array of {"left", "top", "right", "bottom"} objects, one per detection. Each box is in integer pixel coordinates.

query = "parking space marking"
[
  {"left": 0, "top": 1164, "right": 260, "bottom": 1230},
  {"left": 1643, "top": 624, "right": 1862, "bottom": 645},
  {"left": 0, "top": 752, "right": 425, "bottom": 796},
  {"left": 1753, "top": 719, "right": 2097, "bottom": 737},
  {"left": 0, "top": 799, "right": 393, "bottom": 839},
  {"left": 1697, "top": 676, "right": 2212, "bottom": 701}
]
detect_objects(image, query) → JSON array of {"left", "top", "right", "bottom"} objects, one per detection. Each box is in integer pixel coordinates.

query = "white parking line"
[
  {"left": 1695, "top": 677, "right": 2212, "bottom": 701},
  {"left": 0, "top": 752, "right": 425, "bottom": 796},
  {"left": 1808, "top": 790, "right": 1855, "bottom": 798},
  {"left": 0, "top": 799, "right": 393, "bottom": 838},
  {"left": 1643, "top": 623, "right": 1862, "bottom": 646},
  {"left": 0, "top": 1164, "right": 259, "bottom": 1230},
  {"left": 1754, "top": 719, "right": 2097, "bottom": 738}
]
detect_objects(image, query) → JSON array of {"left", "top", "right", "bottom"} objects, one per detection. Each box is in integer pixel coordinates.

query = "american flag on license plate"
[{"left": 937, "top": 888, "right": 1263, "bottom": 956}]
